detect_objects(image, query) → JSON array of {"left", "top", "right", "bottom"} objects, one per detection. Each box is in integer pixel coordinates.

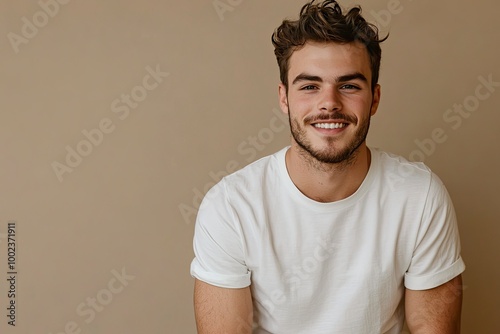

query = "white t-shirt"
[{"left": 190, "top": 147, "right": 465, "bottom": 334}]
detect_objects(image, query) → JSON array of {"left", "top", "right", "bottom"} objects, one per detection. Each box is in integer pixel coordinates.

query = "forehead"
[{"left": 288, "top": 41, "right": 372, "bottom": 82}]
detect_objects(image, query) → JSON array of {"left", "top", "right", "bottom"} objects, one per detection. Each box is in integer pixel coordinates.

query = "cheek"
[
  {"left": 289, "top": 94, "right": 314, "bottom": 111},
  {"left": 349, "top": 95, "right": 373, "bottom": 113}
]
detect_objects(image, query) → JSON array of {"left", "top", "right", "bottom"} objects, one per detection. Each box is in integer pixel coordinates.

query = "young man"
[{"left": 191, "top": 1, "right": 465, "bottom": 333}]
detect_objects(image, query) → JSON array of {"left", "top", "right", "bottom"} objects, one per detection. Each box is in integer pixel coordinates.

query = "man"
[{"left": 191, "top": 1, "right": 465, "bottom": 333}]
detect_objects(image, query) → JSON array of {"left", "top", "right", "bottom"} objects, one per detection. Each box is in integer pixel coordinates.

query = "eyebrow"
[
  {"left": 292, "top": 72, "right": 368, "bottom": 85},
  {"left": 292, "top": 74, "right": 323, "bottom": 85}
]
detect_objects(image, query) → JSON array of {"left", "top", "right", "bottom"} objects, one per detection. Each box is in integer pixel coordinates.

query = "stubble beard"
[{"left": 288, "top": 108, "right": 371, "bottom": 169}]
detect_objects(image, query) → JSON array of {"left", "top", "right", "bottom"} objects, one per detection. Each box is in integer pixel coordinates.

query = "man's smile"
[{"left": 312, "top": 122, "right": 347, "bottom": 129}]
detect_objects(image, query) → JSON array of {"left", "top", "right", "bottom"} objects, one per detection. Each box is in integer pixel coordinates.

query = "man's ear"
[
  {"left": 370, "top": 84, "right": 381, "bottom": 116},
  {"left": 278, "top": 83, "right": 289, "bottom": 115}
]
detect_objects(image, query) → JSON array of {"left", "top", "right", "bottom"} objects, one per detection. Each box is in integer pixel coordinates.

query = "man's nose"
[{"left": 318, "top": 88, "right": 342, "bottom": 112}]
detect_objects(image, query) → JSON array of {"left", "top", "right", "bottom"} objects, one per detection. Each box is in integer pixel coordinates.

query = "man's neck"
[{"left": 285, "top": 143, "right": 371, "bottom": 203}]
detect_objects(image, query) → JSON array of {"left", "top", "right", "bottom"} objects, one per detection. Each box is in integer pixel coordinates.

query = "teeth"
[{"left": 313, "top": 123, "right": 346, "bottom": 129}]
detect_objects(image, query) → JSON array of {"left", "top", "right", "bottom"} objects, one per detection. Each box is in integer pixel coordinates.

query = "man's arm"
[
  {"left": 194, "top": 279, "right": 253, "bottom": 334},
  {"left": 405, "top": 274, "right": 463, "bottom": 334}
]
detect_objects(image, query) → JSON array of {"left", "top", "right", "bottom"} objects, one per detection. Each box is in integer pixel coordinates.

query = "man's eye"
[
  {"left": 341, "top": 84, "right": 359, "bottom": 90},
  {"left": 301, "top": 85, "right": 317, "bottom": 90}
]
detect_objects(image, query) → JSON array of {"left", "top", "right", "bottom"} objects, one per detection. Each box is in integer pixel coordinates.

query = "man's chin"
[
  {"left": 297, "top": 139, "right": 366, "bottom": 164},
  {"left": 295, "top": 144, "right": 343, "bottom": 162}
]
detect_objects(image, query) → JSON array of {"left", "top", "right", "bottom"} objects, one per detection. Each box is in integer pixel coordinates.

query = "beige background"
[{"left": 0, "top": 0, "right": 498, "bottom": 333}]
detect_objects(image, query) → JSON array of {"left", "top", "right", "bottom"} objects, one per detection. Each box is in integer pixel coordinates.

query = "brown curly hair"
[{"left": 272, "top": 0, "right": 387, "bottom": 91}]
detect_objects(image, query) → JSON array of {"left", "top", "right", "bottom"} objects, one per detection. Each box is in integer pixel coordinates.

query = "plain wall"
[{"left": 0, "top": 0, "right": 498, "bottom": 333}]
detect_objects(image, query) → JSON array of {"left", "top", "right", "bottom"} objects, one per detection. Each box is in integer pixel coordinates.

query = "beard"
[{"left": 288, "top": 108, "right": 371, "bottom": 165}]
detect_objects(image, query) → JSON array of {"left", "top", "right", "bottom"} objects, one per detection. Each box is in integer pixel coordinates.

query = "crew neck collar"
[{"left": 276, "top": 146, "right": 378, "bottom": 212}]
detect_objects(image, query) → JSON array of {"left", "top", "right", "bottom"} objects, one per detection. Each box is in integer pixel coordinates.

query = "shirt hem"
[{"left": 404, "top": 257, "right": 465, "bottom": 290}]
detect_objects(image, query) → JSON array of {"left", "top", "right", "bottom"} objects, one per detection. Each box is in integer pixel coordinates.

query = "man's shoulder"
[
  {"left": 371, "top": 148, "right": 435, "bottom": 190},
  {"left": 204, "top": 147, "right": 287, "bottom": 201},
  {"left": 223, "top": 147, "right": 286, "bottom": 184},
  {"left": 373, "top": 148, "right": 431, "bottom": 174}
]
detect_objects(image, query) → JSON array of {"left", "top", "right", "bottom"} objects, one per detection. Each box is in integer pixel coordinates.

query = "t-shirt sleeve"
[
  {"left": 190, "top": 180, "right": 251, "bottom": 288},
  {"left": 404, "top": 173, "right": 465, "bottom": 290}
]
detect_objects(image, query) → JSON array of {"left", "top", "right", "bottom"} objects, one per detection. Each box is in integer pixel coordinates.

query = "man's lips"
[
  {"left": 311, "top": 121, "right": 348, "bottom": 129},
  {"left": 306, "top": 114, "right": 355, "bottom": 132}
]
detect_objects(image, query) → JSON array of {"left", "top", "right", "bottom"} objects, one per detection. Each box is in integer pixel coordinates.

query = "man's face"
[{"left": 279, "top": 41, "right": 381, "bottom": 164}]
